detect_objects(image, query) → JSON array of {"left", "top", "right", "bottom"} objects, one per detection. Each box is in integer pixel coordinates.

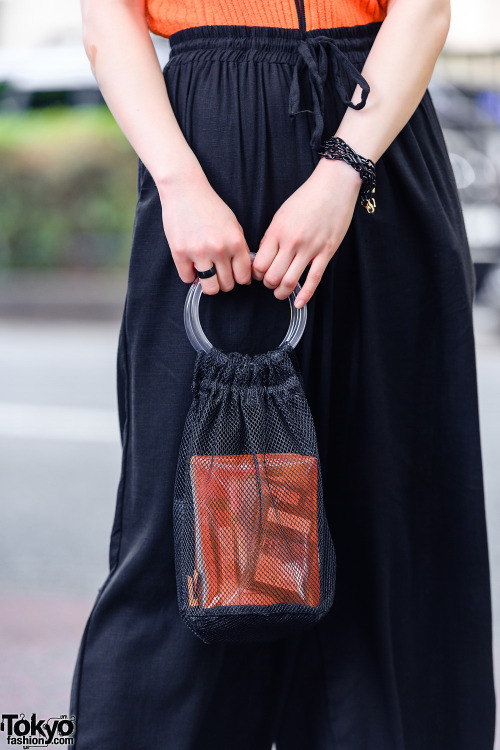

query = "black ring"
[{"left": 196, "top": 265, "right": 217, "bottom": 279}]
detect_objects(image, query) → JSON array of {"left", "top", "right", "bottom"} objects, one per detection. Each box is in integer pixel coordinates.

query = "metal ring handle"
[{"left": 184, "top": 251, "right": 307, "bottom": 353}]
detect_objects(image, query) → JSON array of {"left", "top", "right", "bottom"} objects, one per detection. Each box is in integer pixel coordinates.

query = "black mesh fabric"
[{"left": 173, "top": 342, "right": 337, "bottom": 644}]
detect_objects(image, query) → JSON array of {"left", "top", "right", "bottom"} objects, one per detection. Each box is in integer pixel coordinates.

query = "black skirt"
[{"left": 68, "top": 21, "right": 496, "bottom": 750}]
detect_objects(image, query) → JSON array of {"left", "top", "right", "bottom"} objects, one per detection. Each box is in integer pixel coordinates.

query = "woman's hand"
[
  {"left": 252, "top": 158, "right": 362, "bottom": 308},
  {"left": 81, "top": 0, "right": 253, "bottom": 297},
  {"left": 159, "top": 171, "right": 253, "bottom": 295},
  {"left": 251, "top": 0, "right": 451, "bottom": 311}
]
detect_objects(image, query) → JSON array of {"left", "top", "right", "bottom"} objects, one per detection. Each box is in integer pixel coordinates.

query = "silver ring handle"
[{"left": 184, "top": 251, "right": 307, "bottom": 353}]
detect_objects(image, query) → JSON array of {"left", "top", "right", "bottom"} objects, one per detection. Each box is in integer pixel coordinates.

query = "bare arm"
[
  {"left": 332, "top": 0, "right": 451, "bottom": 162},
  {"left": 81, "top": 0, "right": 252, "bottom": 293},
  {"left": 253, "top": 0, "right": 452, "bottom": 308}
]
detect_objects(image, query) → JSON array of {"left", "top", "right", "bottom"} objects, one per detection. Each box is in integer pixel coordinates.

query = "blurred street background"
[{"left": 0, "top": 0, "right": 499, "bottom": 746}]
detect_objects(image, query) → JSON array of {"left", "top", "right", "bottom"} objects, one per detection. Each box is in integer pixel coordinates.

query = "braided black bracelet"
[{"left": 318, "top": 136, "right": 376, "bottom": 214}]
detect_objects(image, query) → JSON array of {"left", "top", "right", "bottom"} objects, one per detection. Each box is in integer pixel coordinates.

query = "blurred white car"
[{"left": 0, "top": 35, "right": 170, "bottom": 108}]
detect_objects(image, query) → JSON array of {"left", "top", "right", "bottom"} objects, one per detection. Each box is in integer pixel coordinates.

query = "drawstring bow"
[{"left": 288, "top": 35, "right": 371, "bottom": 151}]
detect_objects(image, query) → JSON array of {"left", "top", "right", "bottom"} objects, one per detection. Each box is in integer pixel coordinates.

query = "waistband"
[
  {"left": 168, "top": 22, "right": 382, "bottom": 62},
  {"left": 166, "top": 23, "right": 382, "bottom": 153}
]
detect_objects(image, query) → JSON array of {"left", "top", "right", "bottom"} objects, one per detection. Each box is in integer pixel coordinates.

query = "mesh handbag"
[{"left": 173, "top": 257, "right": 337, "bottom": 644}]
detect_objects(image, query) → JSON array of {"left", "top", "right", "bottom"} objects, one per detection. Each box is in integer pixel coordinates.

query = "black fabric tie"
[{"left": 288, "top": 35, "right": 371, "bottom": 152}]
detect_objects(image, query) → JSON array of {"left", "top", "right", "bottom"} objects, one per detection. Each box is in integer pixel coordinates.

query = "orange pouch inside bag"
[{"left": 188, "top": 452, "right": 321, "bottom": 609}]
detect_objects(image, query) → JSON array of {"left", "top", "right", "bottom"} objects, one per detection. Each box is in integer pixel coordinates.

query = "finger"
[
  {"left": 171, "top": 249, "right": 198, "bottom": 284},
  {"left": 209, "top": 251, "right": 235, "bottom": 292},
  {"left": 194, "top": 257, "right": 220, "bottom": 295},
  {"left": 272, "top": 252, "right": 312, "bottom": 301},
  {"left": 293, "top": 254, "right": 330, "bottom": 308},
  {"left": 262, "top": 246, "right": 296, "bottom": 290},
  {"left": 231, "top": 246, "right": 253, "bottom": 285},
  {"left": 252, "top": 233, "right": 279, "bottom": 280}
]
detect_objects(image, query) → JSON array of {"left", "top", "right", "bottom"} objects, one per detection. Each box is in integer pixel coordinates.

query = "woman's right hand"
[
  {"left": 80, "top": 0, "right": 253, "bottom": 297},
  {"left": 158, "top": 172, "right": 253, "bottom": 295}
]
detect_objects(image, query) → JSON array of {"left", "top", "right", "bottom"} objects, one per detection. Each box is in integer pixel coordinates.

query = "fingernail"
[{"left": 295, "top": 299, "right": 305, "bottom": 308}]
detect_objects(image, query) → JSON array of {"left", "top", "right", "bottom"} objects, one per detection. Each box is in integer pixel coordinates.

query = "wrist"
[
  {"left": 154, "top": 161, "right": 208, "bottom": 197},
  {"left": 317, "top": 135, "right": 377, "bottom": 213},
  {"left": 314, "top": 155, "right": 363, "bottom": 194},
  {"left": 333, "top": 124, "right": 379, "bottom": 165}
]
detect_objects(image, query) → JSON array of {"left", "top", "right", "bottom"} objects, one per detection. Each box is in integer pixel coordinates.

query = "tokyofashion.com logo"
[{"left": 0, "top": 713, "right": 76, "bottom": 747}]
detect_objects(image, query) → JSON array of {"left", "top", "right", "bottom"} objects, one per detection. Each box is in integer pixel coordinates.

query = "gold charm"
[{"left": 365, "top": 188, "right": 376, "bottom": 214}]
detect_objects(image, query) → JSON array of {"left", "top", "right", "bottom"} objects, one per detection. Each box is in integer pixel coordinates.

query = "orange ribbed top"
[{"left": 146, "top": 0, "right": 388, "bottom": 40}]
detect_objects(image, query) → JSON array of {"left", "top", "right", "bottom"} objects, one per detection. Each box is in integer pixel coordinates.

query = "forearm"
[
  {"left": 330, "top": 0, "right": 451, "bottom": 164},
  {"left": 81, "top": 0, "right": 205, "bottom": 190}
]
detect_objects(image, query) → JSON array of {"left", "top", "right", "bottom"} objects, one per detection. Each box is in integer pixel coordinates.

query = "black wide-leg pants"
[{"left": 69, "top": 21, "right": 496, "bottom": 750}]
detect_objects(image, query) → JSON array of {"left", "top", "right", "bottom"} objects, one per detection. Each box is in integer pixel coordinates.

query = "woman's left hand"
[{"left": 252, "top": 158, "right": 363, "bottom": 308}]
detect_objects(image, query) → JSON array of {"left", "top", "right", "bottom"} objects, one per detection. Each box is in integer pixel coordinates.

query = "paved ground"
[
  {"left": 0, "top": 320, "right": 123, "bottom": 731},
  {"left": 0, "top": 299, "right": 499, "bottom": 746}
]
